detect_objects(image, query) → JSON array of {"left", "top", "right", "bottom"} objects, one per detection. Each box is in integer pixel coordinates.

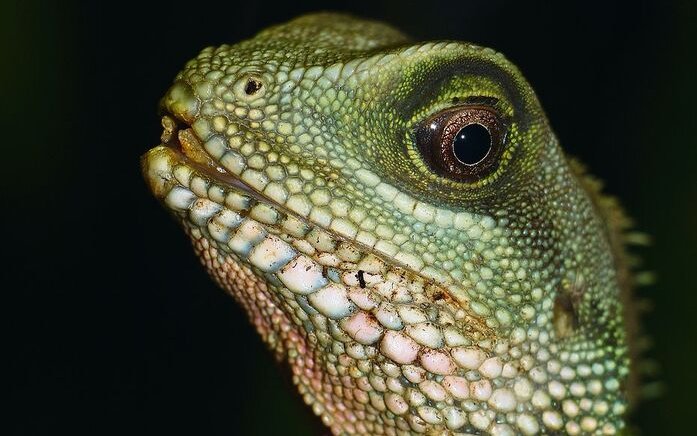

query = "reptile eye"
[{"left": 415, "top": 106, "right": 506, "bottom": 182}]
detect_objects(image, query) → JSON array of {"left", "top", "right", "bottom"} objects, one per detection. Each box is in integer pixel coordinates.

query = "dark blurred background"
[{"left": 4, "top": 0, "right": 695, "bottom": 434}]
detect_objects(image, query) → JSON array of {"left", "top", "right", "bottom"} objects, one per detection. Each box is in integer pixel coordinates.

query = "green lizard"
[{"left": 143, "top": 13, "right": 641, "bottom": 435}]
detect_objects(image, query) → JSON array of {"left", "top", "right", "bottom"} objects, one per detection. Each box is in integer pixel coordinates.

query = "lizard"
[{"left": 142, "top": 13, "right": 643, "bottom": 435}]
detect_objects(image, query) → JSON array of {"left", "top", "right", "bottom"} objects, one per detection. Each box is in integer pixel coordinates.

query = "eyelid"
[
  {"left": 443, "top": 98, "right": 515, "bottom": 129},
  {"left": 453, "top": 95, "right": 500, "bottom": 107}
]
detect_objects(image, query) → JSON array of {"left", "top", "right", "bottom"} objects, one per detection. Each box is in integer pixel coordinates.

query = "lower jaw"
[{"left": 143, "top": 147, "right": 490, "bottom": 433}]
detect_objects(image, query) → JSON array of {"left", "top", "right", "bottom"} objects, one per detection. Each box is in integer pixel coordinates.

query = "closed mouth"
[
  {"left": 142, "top": 114, "right": 492, "bottom": 340},
  {"left": 160, "top": 113, "right": 226, "bottom": 176},
  {"left": 156, "top": 113, "right": 263, "bottom": 199}
]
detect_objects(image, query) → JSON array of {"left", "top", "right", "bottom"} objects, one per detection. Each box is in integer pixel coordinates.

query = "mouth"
[
  {"left": 159, "top": 114, "right": 230, "bottom": 179},
  {"left": 143, "top": 114, "right": 493, "bottom": 340},
  {"left": 153, "top": 113, "right": 265, "bottom": 200}
]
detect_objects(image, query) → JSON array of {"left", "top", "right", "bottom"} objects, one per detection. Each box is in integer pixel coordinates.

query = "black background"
[{"left": 5, "top": 0, "right": 696, "bottom": 434}]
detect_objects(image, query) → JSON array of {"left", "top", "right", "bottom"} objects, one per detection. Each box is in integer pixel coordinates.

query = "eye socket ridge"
[{"left": 415, "top": 105, "right": 507, "bottom": 183}]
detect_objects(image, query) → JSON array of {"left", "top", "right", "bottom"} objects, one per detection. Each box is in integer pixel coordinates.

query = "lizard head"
[{"left": 143, "top": 13, "right": 631, "bottom": 435}]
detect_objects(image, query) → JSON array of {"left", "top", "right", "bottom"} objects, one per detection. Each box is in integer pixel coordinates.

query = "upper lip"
[{"left": 157, "top": 112, "right": 428, "bottom": 275}]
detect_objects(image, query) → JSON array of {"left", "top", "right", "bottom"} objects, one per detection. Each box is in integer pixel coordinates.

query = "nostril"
[
  {"left": 233, "top": 74, "right": 266, "bottom": 100},
  {"left": 163, "top": 80, "right": 199, "bottom": 123},
  {"left": 244, "top": 78, "right": 263, "bottom": 95}
]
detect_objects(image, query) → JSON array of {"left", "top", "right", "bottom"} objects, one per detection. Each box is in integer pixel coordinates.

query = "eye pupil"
[{"left": 452, "top": 123, "right": 491, "bottom": 165}]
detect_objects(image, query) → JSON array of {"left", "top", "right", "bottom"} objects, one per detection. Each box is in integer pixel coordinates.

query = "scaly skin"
[{"left": 143, "top": 13, "right": 638, "bottom": 435}]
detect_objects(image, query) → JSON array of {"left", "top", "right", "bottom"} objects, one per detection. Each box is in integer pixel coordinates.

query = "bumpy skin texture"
[{"left": 143, "top": 13, "right": 636, "bottom": 435}]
